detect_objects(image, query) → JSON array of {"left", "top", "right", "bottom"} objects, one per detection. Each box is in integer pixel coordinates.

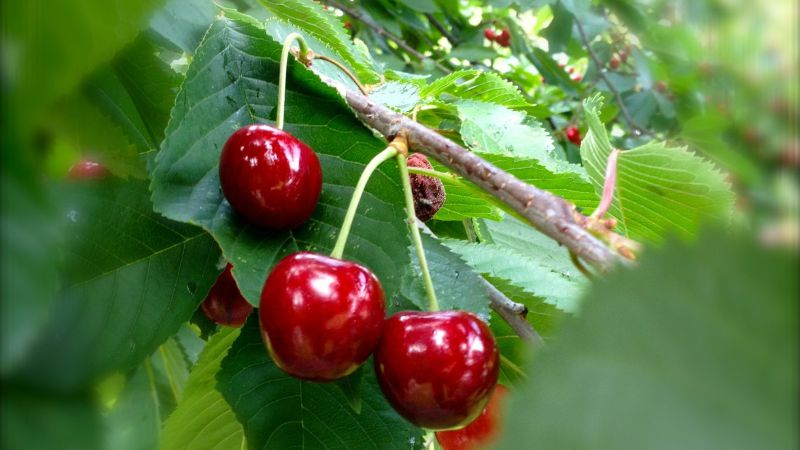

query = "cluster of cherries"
[
  {"left": 483, "top": 27, "right": 511, "bottom": 47},
  {"left": 200, "top": 124, "right": 506, "bottom": 446}
]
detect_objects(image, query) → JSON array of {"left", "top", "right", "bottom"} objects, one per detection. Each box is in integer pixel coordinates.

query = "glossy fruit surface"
[
  {"left": 374, "top": 311, "right": 499, "bottom": 430},
  {"left": 406, "top": 153, "right": 445, "bottom": 222},
  {"left": 219, "top": 124, "right": 322, "bottom": 230},
  {"left": 436, "top": 385, "right": 509, "bottom": 450},
  {"left": 483, "top": 29, "right": 496, "bottom": 41},
  {"left": 67, "top": 160, "right": 108, "bottom": 180},
  {"left": 495, "top": 28, "right": 511, "bottom": 47},
  {"left": 566, "top": 126, "right": 582, "bottom": 145},
  {"left": 201, "top": 263, "right": 252, "bottom": 327},
  {"left": 259, "top": 252, "right": 385, "bottom": 381}
]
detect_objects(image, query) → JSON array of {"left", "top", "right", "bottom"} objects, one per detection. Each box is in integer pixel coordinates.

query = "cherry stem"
[
  {"left": 312, "top": 54, "right": 369, "bottom": 95},
  {"left": 397, "top": 148, "right": 440, "bottom": 312},
  {"left": 277, "top": 32, "right": 310, "bottom": 130},
  {"left": 330, "top": 146, "right": 399, "bottom": 259},
  {"left": 590, "top": 148, "right": 621, "bottom": 221},
  {"left": 406, "top": 166, "right": 460, "bottom": 182}
]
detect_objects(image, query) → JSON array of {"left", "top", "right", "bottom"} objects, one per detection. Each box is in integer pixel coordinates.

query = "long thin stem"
[
  {"left": 406, "top": 166, "right": 460, "bottom": 182},
  {"left": 313, "top": 54, "right": 369, "bottom": 95},
  {"left": 277, "top": 32, "right": 310, "bottom": 130},
  {"left": 330, "top": 147, "right": 399, "bottom": 259},
  {"left": 398, "top": 152, "right": 440, "bottom": 312}
]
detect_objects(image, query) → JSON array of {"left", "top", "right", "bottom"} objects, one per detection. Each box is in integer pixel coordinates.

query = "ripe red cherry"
[
  {"left": 219, "top": 124, "right": 322, "bottom": 230},
  {"left": 495, "top": 28, "right": 511, "bottom": 47},
  {"left": 609, "top": 54, "right": 621, "bottom": 69},
  {"left": 374, "top": 311, "right": 499, "bottom": 430},
  {"left": 436, "top": 385, "right": 509, "bottom": 450},
  {"left": 566, "top": 126, "right": 582, "bottom": 146},
  {"left": 483, "top": 29, "right": 497, "bottom": 41},
  {"left": 68, "top": 160, "right": 108, "bottom": 180},
  {"left": 655, "top": 81, "right": 668, "bottom": 93},
  {"left": 259, "top": 252, "right": 386, "bottom": 381},
  {"left": 201, "top": 263, "right": 253, "bottom": 327}
]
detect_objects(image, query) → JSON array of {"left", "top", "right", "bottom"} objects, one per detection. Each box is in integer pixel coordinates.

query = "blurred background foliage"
[{"left": 0, "top": 0, "right": 797, "bottom": 449}]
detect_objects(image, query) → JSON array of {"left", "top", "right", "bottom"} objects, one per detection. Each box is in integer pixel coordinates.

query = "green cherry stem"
[
  {"left": 277, "top": 32, "right": 310, "bottom": 130},
  {"left": 397, "top": 150, "right": 440, "bottom": 312},
  {"left": 330, "top": 146, "right": 399, "bottom": 259}
]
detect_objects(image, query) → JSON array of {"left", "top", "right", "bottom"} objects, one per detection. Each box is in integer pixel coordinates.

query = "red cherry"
[
  {"left": 566, "top": 66, "right": 574, "bottom": 74},
  {"left": 655, "top": 81, "right": 668, "bottom": 93},
  {"left": 201, "top": 263, "right": 253, "bottom": 327},
  {"left": 219, "top": 124, "right": 322, "bottom": 230},
  {"left": 483, "top": 29, "right": 497, "bottom": 41},
  {"left": 67, "top": 160, "right": 108, "bottom": 180},
  {"left": 259, "top": 252, "right": 386, "bottom": 381},
  {"left": 495, "top": 28, "right": 511, "bottom": 47},
  {"left": 436, "top": 385, "right": 509, "bottom": 450},
  {"left": 610, "top": 55, "right": 621, "bottom": 69},
  {"left": 571, "top": 74, "right": 583, "bottom": 82},
  {"left": 374, "top": 311, "right": 499, "bottom": 430},
  {"left": 566, "top": 126, "right": 582, "bottom": 145}
]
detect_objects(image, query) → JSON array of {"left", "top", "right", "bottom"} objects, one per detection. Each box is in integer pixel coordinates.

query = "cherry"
[
  {"left": 201, "top": 263, "right": 253, "bottom": 327},
  {"left": 406, "top": 153, "right": 445, "bottom": 222},
  {"left": 374, "top": 311, "right": 499, "bottom": 430},
  {"left": 219, "top": 124, "right": 322, "bottom": 230},
  {"left": 609, "top": 54, "right": 621, "bottom": 69},
  {"left": 655, "top": 81, "right": 668, "bottom": 93},
  {"left": 572, "top": 74, "right": 583, "bottom": 82},
  {"left": 67, "top": 160, "right": 108, "bottom": 180},
  {"left": 436, "top": 385, "right": 509, "bottom": 450},
  {"left": 565, "top": 126, "right": 581, "bottom": 146},
  {"left": 483, "top": 29, "right": 497, "bottom": 41},
  {"left": 566, "top": 66, "right": 574, "bottom": 74},
  {"left": 495, "top": 28, "right": 511, "bottom": 47},
  {"left": 259, "top": 252, "right": 385, "bottom": 381}
]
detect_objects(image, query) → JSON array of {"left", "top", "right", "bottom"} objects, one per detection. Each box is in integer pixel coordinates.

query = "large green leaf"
[
  {"left": 161, "top": 328, "right": 244, "bottom": 450},
  {"left": 105, "top": 367, "right": 161, "bottom": 450},
  {"left": 148, "top": 0, "right": 218, "bottom": 54},
  {"left": 443, "top": 215, "right": 586, "bottom": 312},
  {"left": 581, "top": 95, "right": 734, "bottom": 243},
  {"left": 256, "top": 0, "right": 380, "bottom": 84},
  {"left": 15, "top": 178, "right": 221, "bottom": 390},
  {"left": 496, "top": 231, "right": 798, "bottom": 450},
  {"left": 150, "top": 13, "right": 411, "bottom": 307},
  {"left": 217, "top": 318, "right": 422, "bottom": 450},
  {"left": 420, "top": 70, "right": 531, "bottom": 112},
  {"left": 3, "top": 0, "right": 165, "bottom": 137}
]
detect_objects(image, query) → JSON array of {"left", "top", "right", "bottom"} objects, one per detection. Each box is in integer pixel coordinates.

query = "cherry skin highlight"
[
  {"left": 436, "top": 385, "right": 509, "bottom": 450},
  {"left": 219, "top": 124, "right": 322, "bottom": 230},
  {"left": 201, "top": 263, "right": 253, "bottom": 327},
  {"left": 374, "top": 311, "right": 499, "bottom": 430},
  {"left": 68, "top": 160, "right": 108, "bottom": 180},
  {"left": 259, "top": 252, "right": 386, "bottom": 381},
  {"left": 566, "top": 126, "right": 582, "bottom": 146}
]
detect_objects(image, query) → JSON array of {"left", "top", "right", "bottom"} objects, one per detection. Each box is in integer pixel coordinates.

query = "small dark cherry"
[
  {"left": 259, "top": 252, "right": 386, "bottom": 381},
  {"left": 219, "top": 124, "right": 322, "bottom": 230},
  {"left": 374, "top": 311, "right": 499, "bottom": 430},
  {"left": 565, "top": 126, "right": 582, "bottom": 146},
  {"left": 201, "top": 263, "right": 253, "bottom": 327},
  {"left": 436, "top": 384, "right": 509, "bottom": 450},
  {"left": 68, "top": 160, "right": 108, "bottom": 180}
]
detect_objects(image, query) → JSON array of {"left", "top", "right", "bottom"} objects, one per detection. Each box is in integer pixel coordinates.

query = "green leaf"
[
  {"left": 431, "top": 174, "right": 503, "bottom": 221},
  {"left": 4, "top": 0, "right": 165, "bottom": 137},
  {"left": 421, "top": 70, "right": 532, "bottom": 112},
  {"left": 16, "top": 178, "right": 221, "bottom": 390},
  {"left": 105, "top": 367, "right": 160, "bottom": 450},
  {"left": 217, "top": 318, "right": 423, "bottom": 449},
  {"left": 443, "top": 215, "right": 585, "bottom": 312},
  {"left": 1, "top": 387, "right": 102, "bottom": 450},
  {"left": 256, "top": 0, "right": 380, "bottom": 84},
  {"left": 369, "top": 81, "right": 421, "bottom": 113},
  {"left": 496, "top": 231, "right": 798, "bottom": 450},
  {"left": 400, "top": 234, "right": 492, "bottom": 319},
  {"left": 149, "top": 0, "right": 218, "bottom": 54},
  {"left": 161, "top": 328, "right": 245, "bottom": 450},
  {"left": 582, "top": 95, "right": 735, "bottom": 243},
  {"left": 680, "top": 114, "right": 762, "bottom": 185},
  {"left": 150, "top": 14, "right": 411, "bottom": 308}
]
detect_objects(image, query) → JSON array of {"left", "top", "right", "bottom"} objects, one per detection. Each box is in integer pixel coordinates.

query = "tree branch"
[
  {"left": 344, "top": 89, "right": 629, "bottom": 273},
  {"left": 574, "top": 20, "right": 647, "bottom": 136},
  {"left": 425, "top": 13, "right": 458, "bottom": 46},
  {"left": 326, "top": 0, "right": 452, "bottom": 74}
]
